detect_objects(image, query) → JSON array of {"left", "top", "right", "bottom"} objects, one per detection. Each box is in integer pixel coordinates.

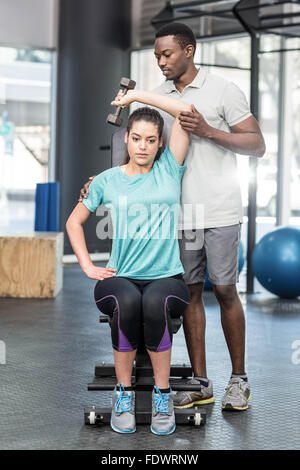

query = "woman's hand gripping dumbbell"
[{"left": 106, "top": 77, "right": 136, "bottom": 126}]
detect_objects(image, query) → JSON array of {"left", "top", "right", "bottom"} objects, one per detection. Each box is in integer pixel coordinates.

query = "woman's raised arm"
[{"left": 111, "top": 90, "right": 194, "bottom": 165}]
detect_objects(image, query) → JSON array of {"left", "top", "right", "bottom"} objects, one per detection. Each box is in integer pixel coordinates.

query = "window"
[
  {"left": 0, "top": 47, "right": 53, "bottom": 232},
  {"left": 285, "top": 38, "right": 300, "bottom": 226}
]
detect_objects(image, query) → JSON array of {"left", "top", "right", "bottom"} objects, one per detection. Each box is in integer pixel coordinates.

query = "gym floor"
[{"left": 0, "top": 263, "right": 300, "bottom": 450}]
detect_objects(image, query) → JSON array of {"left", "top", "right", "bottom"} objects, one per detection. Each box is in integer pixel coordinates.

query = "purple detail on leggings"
[
  {"left": 165, "top": 295, "right": 190, "bottom": 307},
  {"left": 96, "top": 294, "right": 134, "bottom": 352},
  {"left": 157, "top": 295, "right": 189, "bottom": 352},
  {"left": 157, "top": 324, "right": 172, "bottom": 352},
  {"left": 118, "top": 329, "right": 133, "bottom": 352}
]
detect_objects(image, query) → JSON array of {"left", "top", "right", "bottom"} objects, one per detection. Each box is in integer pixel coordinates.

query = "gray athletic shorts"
[{"left": 178, "top": 224, "right": 241, "bottom": 286}]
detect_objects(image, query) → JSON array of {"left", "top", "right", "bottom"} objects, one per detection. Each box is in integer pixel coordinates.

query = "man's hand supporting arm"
[{"left": 179, "top": 109, "right": 266, "bottom": 158}]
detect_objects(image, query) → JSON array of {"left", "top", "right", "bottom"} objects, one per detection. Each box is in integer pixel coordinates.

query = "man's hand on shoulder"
[
  {"left": 78, "top": 176, "right": 96, "bottom": 202},
  {"left": 179, "top": 104, "right": 215, "bottom": 139}
]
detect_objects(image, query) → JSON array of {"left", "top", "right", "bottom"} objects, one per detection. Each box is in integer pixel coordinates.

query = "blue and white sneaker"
[
  {"left": 151, "top": 386, "right": 176, "bottom": 435},
  {"left": 110, "top": 383, "right": 136, "bottom": 433}
]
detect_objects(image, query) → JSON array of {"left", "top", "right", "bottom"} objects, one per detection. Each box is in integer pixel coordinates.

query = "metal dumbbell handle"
[
  {"left": 107, "top": 78, "right": 136, "bottom": 126},
  {"left": 113, "top": 87, "right": 128, "bottom": 118}
]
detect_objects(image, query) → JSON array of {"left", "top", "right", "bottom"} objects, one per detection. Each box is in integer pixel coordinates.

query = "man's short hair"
[{"left": 155, "top": 22, "right": 196, "bottom": 53}]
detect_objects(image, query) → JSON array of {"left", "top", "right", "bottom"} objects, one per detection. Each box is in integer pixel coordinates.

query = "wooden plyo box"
[{"left": 0, "top": 232, "right": 64, "bottom": 298}]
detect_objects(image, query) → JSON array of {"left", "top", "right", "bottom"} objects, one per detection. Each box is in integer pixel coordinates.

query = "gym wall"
[
  {"left": 0, "top": 0, "right": 58, "bottom": 49},
  {"left": 56, "top": 0, "right": 131, "bottom": 254}
]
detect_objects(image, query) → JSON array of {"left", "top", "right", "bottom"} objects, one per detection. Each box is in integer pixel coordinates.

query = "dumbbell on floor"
[{"left": 107, "top": 77, "right": 136, "bottom": 127}]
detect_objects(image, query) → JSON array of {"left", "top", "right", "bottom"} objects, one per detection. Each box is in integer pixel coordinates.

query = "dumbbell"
[{"left": 106, "top": 77, "right": 136, "bottom": 127}]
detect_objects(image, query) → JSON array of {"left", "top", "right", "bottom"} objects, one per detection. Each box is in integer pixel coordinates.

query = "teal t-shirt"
[{"left": 82, "top": 146, "right": 186, "bottom": 279}]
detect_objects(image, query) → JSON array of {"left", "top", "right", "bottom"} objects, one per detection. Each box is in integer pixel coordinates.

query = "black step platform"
[
  {"left": 85, "top": 362, "right": 206, "bottom": 428},
  {"left": 84, "top": 316, "right": 207, "bottom": 428},
  {"left": 88, "top": 374, "right": 208, "bottom": 392},
  {"left": 94, "top": 363, "right": 192, "bottom": 378},
  {"left": 84, "top": 406, "right": 205, "bottom": 426}
]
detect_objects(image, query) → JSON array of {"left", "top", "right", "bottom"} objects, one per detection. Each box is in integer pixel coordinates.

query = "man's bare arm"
[{"left": 179, "top": 111, "right": 266, "bottom": 157}]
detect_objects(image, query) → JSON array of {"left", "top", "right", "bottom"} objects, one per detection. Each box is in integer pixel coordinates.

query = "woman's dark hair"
[{"left": 123, "top": 107, "right": 164, "bottom": 165}]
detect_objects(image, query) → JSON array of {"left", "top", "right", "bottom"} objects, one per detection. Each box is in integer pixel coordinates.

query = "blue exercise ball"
[
  {"left": 204, "top": 241, "right": 245, "bottom": 290},
  {"left": 252, "top": 226, "right": 300, "bottom": 298}
]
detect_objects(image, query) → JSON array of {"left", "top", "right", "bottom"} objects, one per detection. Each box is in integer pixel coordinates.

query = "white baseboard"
[{"left": 63, "top": 253, "right": 110, "bottom": 264}]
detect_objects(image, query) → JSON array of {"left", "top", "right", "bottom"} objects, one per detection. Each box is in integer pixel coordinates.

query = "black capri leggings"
[{"left": 94, "top": 275, "right": 190, "bottom": 352}]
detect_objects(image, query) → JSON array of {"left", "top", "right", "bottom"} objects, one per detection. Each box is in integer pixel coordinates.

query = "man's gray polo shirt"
[{"left": 153, "top": 68, "right": 252, "bottom": 230}]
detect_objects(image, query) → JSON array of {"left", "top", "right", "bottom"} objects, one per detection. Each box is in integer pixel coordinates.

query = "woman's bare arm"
[
  {"left": 66, "top": 203, "right": 116, "bottom": 280},
  {"left": 112, "top": 89, "right": 193, "bottom": 165}
]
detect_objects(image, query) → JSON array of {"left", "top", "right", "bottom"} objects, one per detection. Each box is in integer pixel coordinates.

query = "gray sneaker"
[
  {"left": 172, "top": 378, "right": 215, "bottom": 409},
  {"left": 110, "top": 383, "right": 136, "bottom": 433},
  {"left": 151, "top": 386, "right": 176, "bottom": 435},
  {"left": 222, "top": 376, "right": 251, "bottom": 411}
]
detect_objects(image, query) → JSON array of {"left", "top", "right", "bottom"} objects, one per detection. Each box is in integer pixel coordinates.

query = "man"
[{"left": 79, "top": 22, "right": 265, "bottom": 411}]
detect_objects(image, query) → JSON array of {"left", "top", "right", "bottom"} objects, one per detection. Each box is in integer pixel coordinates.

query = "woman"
[{"left": 66, "top": 88, "right": 193, "bottom": 435}]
